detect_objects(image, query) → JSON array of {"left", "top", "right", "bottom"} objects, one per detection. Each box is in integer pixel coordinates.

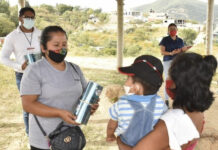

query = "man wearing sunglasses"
[{"left": 0, "top": 7, "right": 41, "bottom": 135}]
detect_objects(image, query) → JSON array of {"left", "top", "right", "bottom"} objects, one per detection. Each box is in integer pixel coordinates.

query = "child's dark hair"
[
  {"left": 132, "top": 76, "right": 161, "bottom": 95},
  {"left": 19, "top": 7, "right": 35, "bottom": 17},
  {"left": 168, "top": 23, "right": 177, "bottom": 29},
  {"left": 40, "top": 26, "right": 67, "bottom": 56},
  {"left": 169, "top": 52, "right": 217, "bottom": 112}
]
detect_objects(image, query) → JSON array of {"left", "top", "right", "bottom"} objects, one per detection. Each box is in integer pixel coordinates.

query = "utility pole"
[
  {"left": 116, "top": 0, "right": 124, "bottom": 68},
  {"left": 18, "top": 0, "right": 26, "bottom": 14},
  {"left": 206, "top": 0, "right": 214, "bottom": 55}
]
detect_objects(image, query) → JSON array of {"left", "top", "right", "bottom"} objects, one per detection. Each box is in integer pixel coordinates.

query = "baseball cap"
[{"left": 118, "top": 55, "right": 163, "bottom": 87}]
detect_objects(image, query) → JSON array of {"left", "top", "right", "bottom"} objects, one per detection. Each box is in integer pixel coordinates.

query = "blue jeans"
[
  {"left": 163, "top": 60, "right": 172, "bottom": 100},
  {"left": 15, "top": 72, "right": 29, "bottom": 135}
]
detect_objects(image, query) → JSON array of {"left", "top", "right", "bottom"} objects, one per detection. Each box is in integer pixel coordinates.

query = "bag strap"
[
  {"left": 69, "top": 62, "right": 86, "bottom": 92},
  {"left": 69, "top": 62, "right": 80, "bottom": 77},
  {"left": 34, "top": 63, "right": 80, "bottom": 138},
  {"left": 34, "top": 115, "right": 47, "bottom": 136}
]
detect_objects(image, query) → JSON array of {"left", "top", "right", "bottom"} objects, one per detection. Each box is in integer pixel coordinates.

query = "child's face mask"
[{"left": 123, "top": 85, "right": 134, "bottom": 95}]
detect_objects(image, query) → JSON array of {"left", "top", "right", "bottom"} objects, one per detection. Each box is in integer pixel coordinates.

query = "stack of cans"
[{"left": 75, "top": 81, "right": 103, "bottom": 125}]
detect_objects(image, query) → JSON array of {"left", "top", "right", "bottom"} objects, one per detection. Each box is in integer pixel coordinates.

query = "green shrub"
[
  {"left": 0, "top": 14, "right": 15, "bottom": 36},
  {"left": 104, "top": 40, "right": 117, "bottom": 48},
  {"left": 129, "top": 19, "right": 144, "bottom": 24},
  {"left": 101, "top": 48, "right": 116, "bottom": 56},
  {"left": 125, "top": 45, "right": 142, "bottom": 56},
  {"left": 125, "top": 27, "right": 135, "bottom": 34},
  {"left": 153, "top": 20, "right": 162, "bottom": 24},
  {"left": 179, "top": 29, "right": 198, "bottom": 45}
]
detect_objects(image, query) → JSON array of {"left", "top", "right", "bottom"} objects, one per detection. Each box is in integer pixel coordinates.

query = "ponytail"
[
  {"left": 203, "top": 55, "right": 217, "bottom": 74},
  {"left": 170, "top": 53, "right": 217, "bottom": 112}
]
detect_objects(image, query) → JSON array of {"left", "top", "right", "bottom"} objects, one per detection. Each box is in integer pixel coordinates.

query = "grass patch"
[{"left": 82, "top": 67, "right": 125, "bottom": 86}]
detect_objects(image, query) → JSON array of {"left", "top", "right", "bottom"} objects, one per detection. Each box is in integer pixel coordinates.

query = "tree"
[
  {"left": 98, "top": 13, "right": 109, "bottom": 24},
  {"left": 101, "top": 40, "right": 117, "bottom": 55},
  {"left": 94, "top": 9, "right": 102, "bottom": 15},
  {"left": 9, "top": 6, "right": 19, "bottom": 27},
  {"left": 179, "top": 29, "right": 198, "bottom": 45},
  {"left": 62, "top": 10, "right": 89, "bottom": 30},
  {"left": 0, "top": 0, "right": 10, "bottom": 16},
  {"left": 56, "top": 4, "right": 73, "bottom": 15},
  {"left": 0, "top": 14, "right": 16, "bottom": 36},
  {"left": 125, "top": 45, "right": 142, "bottom": 56},
  {"left": 40, "top": 4, "right": 56, "bottom": 13},
  {"left": 86, "top": 8, "right": 94, "bottom": 15}
]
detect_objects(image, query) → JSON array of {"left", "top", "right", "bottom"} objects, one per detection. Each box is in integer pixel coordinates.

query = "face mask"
[
  {"left": 169, "top": 30, "right": 177, "bottom": 36},
  {"left": 48, "top": 48, "right": 67, "bottom": 63},
  {"left": 123, "top": 85, "right": 134, "bottom": 95},
  {"left": 165, "top": 79, "right": 175, "bottom": 99},
  {"left": 23, "top": 18, "right": 35, "bottom": 30}
]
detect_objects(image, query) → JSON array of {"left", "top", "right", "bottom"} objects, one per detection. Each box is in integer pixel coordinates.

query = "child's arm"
[{"left": 106, "top": 119, "right": 118, "bottom": 142}]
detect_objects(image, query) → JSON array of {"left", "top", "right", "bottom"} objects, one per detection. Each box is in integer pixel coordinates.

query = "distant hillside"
[{"left": 132, "top": 0, "right": 218, "bottom": 23}]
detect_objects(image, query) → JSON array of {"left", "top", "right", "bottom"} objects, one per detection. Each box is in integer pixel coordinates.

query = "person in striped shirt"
[{"left": 106, "top": 55, "right": 168, "bottom": 147}]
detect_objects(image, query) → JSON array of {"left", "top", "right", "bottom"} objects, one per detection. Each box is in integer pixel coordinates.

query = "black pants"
[{"left": 30, "top": 146, "right": 49, "bottom": 150}]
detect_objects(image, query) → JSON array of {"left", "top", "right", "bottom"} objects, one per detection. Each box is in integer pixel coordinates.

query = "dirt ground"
[
  {"left": 0, "top": 56, "right": 217, "bottom": 150},
  {"left": 195, "top": 87, "right": 218, "bottom": 150},
  {"left": 91, "top": 85, "right": 218, "bottom": 150},
  {"left": 68, "top": 56, "right": 218, "bottom": 150}
]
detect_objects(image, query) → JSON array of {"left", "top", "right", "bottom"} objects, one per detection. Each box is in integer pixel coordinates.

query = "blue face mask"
[{"left": 23, "top": 18, "right": 35, "bottom": 30}]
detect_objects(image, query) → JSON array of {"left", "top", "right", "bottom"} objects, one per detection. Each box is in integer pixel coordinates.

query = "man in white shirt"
[{"left": 0, "top": 7, "right": 41, "bottom": 135}]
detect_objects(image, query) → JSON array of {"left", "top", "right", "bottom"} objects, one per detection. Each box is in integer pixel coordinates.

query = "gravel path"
[{"left": 66, "top": 56, "right": 135, "bottom": 70}]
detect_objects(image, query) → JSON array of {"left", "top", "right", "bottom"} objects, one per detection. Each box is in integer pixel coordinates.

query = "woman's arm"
[
  {"left": 22, "top": 95, "right": 79, "bottom": 125},
  {"left": 133, "top": 120, "right": 169, "bottom": 150},
  {"left": 117, "top": 120, "right": 169, "bottom": 150},
  {"left": 160, "top": 45, "right": 174, "bottom": 56},
  {"left": 116, "top": 117, "right": 169, "bottom": 150},
  {"left": 181, "top": 46, "right": 192, "bottom": 52}
]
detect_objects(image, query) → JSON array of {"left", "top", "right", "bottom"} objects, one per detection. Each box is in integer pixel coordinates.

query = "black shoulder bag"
[
  {"left": 34, "top": 62, "right": 86, "bottom": 150},
  {"left": 34, "top": 116, "right": 86, "bottom": 150}
]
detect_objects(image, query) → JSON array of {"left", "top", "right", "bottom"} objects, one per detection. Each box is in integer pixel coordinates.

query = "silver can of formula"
[{"left": 75, "top": 81, "right": 103, "bottom": 125}]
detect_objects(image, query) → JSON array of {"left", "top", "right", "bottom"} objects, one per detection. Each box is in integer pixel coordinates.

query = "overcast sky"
[{"left": 8, "top": 0, "right": 218, "bottom": 12}]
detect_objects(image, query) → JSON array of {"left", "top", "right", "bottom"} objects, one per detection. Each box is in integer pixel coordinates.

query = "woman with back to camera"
[
  {"left": 20, "top": 26, "right": 99, "bottom": 150},
  {"left": 117, "top": 52, "right": 217, "bottom": 150}
]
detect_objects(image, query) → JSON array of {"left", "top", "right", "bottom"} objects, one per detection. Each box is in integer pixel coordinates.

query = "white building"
[
  {"left": 111, "top": 10, "right": 148, "bottom": 23},
  {"left": 148, "top": 9, "right": 167, "bottom": 21},
  {"left": 88, "top": 14, "right": 100, "bottom": 23}
]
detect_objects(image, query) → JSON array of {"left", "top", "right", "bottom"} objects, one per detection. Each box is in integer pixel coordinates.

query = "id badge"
[
  {"left": 27, "top": 47, "right": 35, "bottom": 51},
  {"left": 25, "top": 47, "right": 36, "bottom": 64}
]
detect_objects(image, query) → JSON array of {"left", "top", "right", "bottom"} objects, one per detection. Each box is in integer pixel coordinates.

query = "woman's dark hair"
[
  {"left": 169, "top": 52, "right": 217, "bottom": 112},
  {"left": 19, "top": 7, "right": 35, "bottom": 17},
  {"left": 168, "top": 23, "right": 177, "bottom": 29},
  {"left": 132, "top": 76, "right": 161, "bottom": 95},
  {"left": 40, "top": 26, "right": 67, "bottom": 56}
]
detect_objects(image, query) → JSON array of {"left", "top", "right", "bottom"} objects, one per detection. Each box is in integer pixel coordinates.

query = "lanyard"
[{"left": 22, "top": 31, "right": 33, "bottom": 46}]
